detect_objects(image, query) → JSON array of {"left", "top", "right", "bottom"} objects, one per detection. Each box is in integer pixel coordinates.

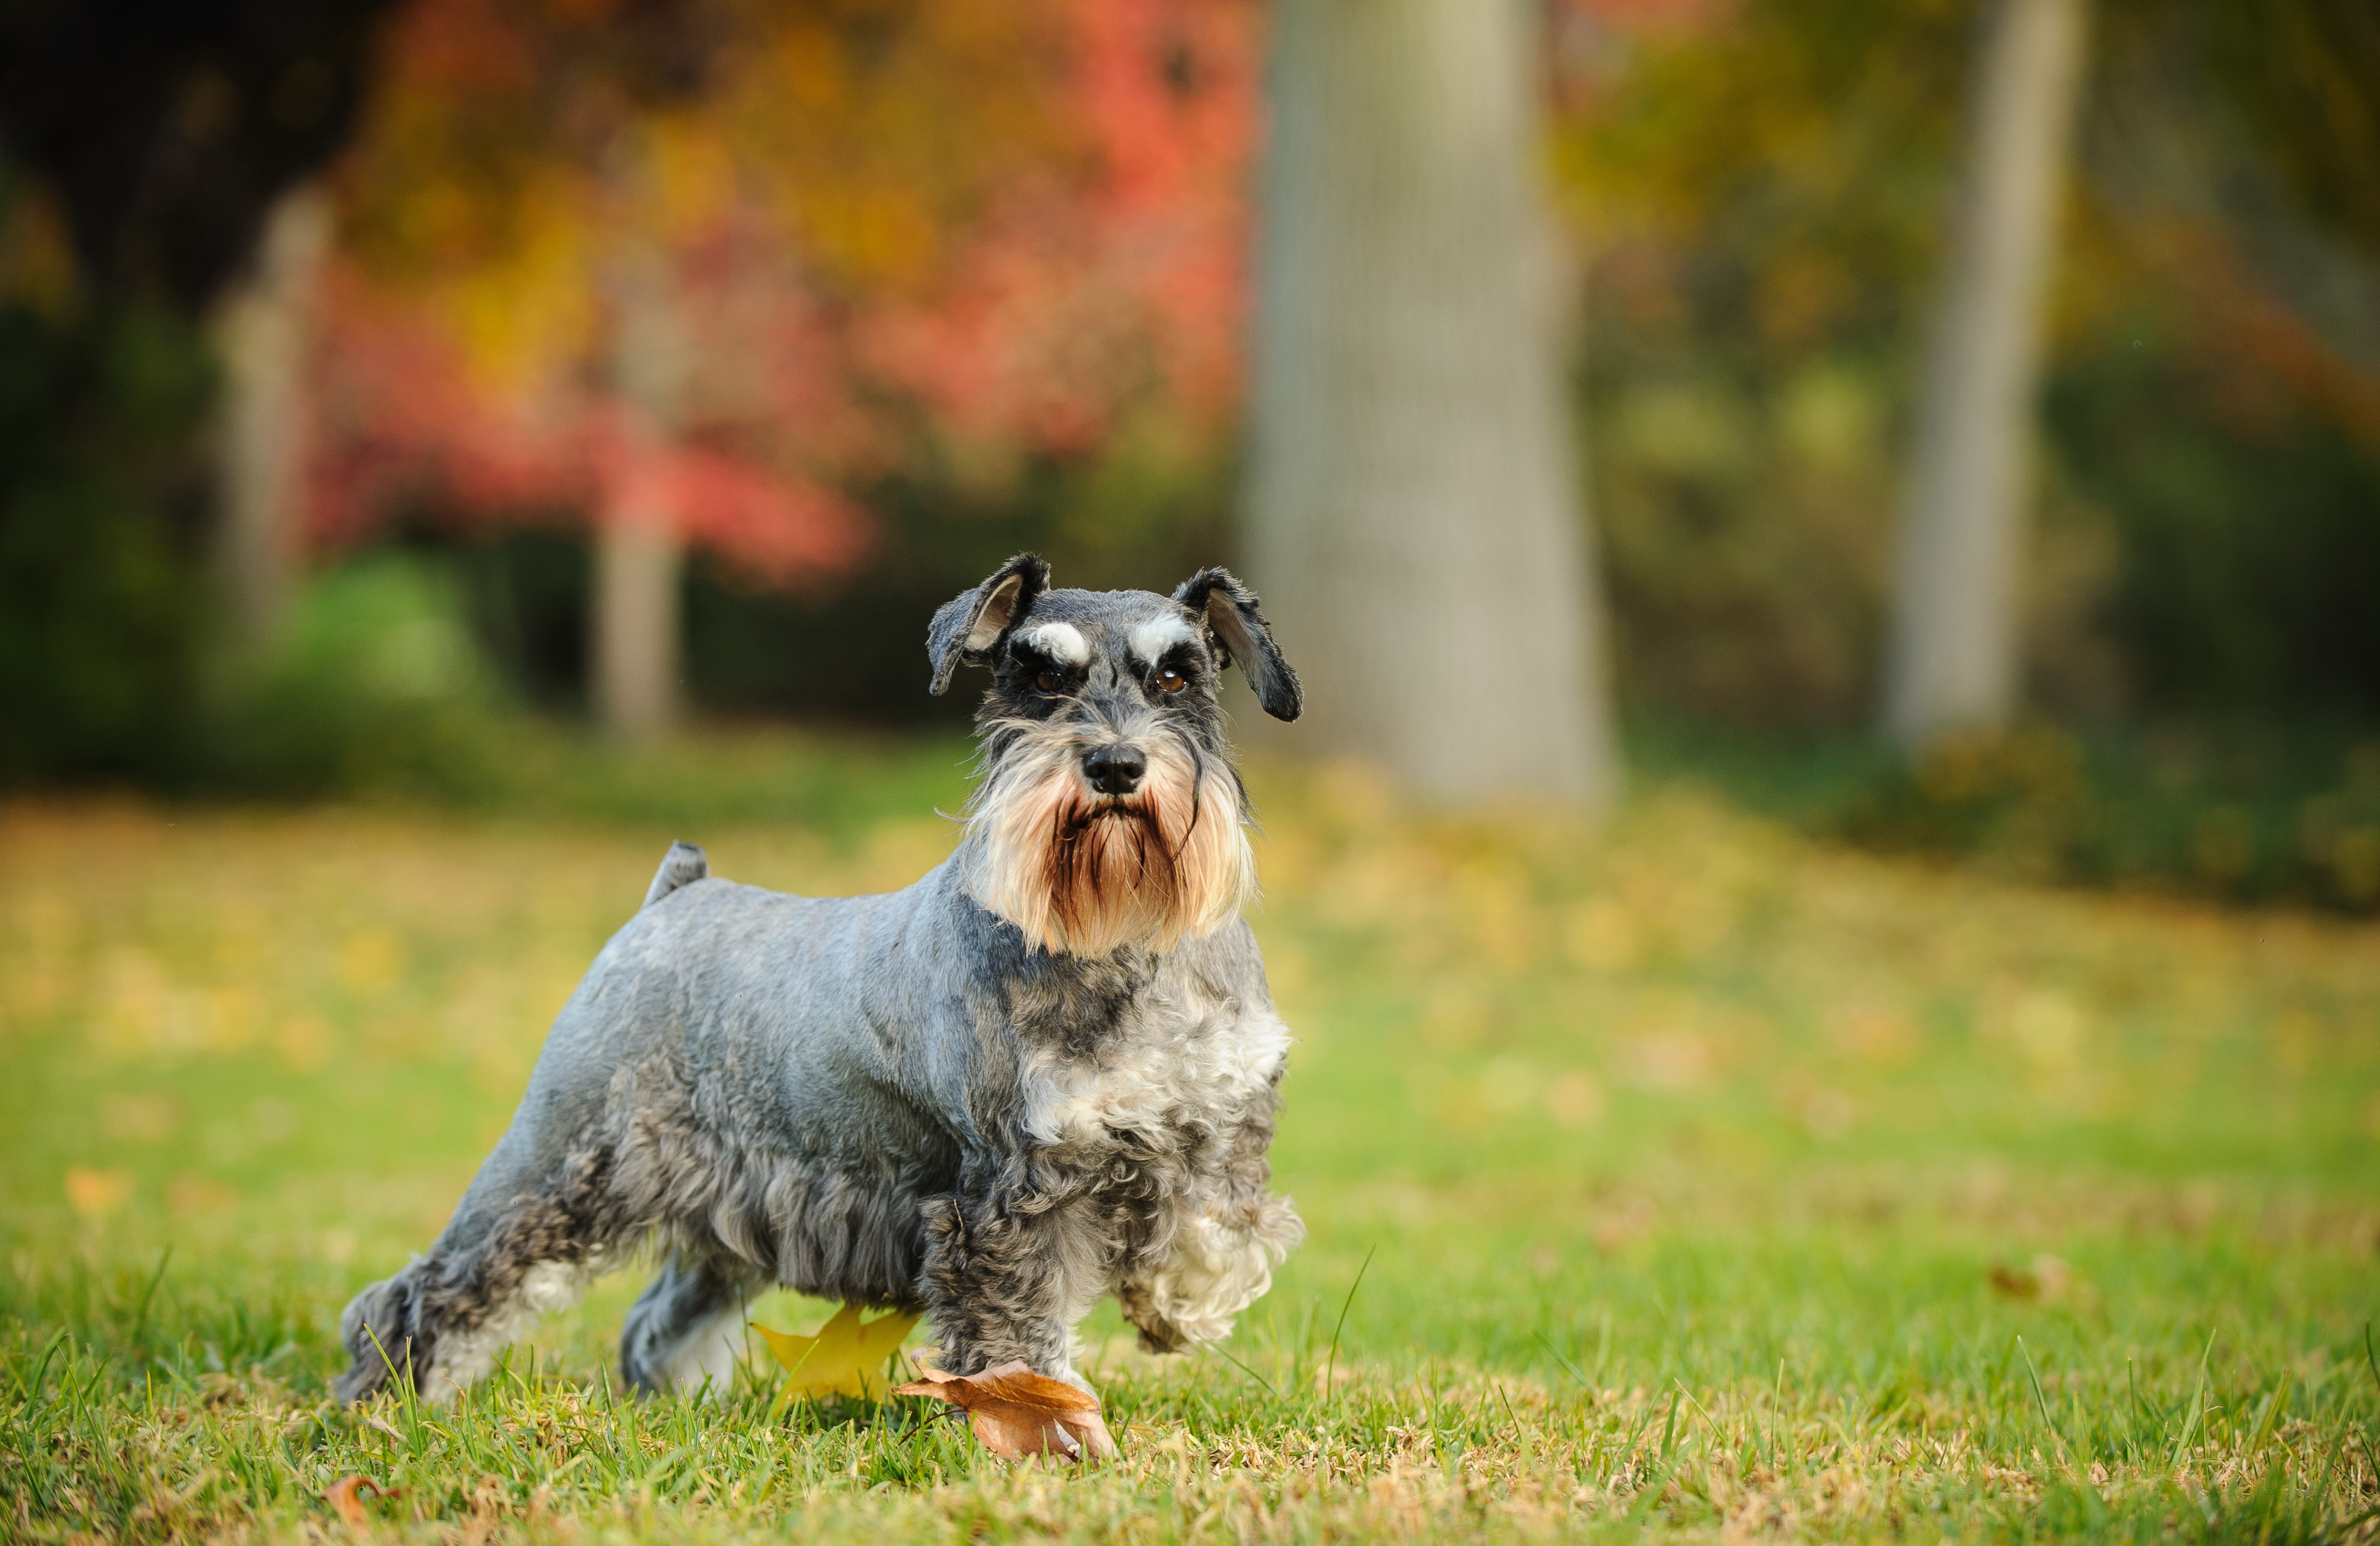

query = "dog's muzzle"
[{"left": 962, "top": 718, "right": 1255, "bottom": 956}]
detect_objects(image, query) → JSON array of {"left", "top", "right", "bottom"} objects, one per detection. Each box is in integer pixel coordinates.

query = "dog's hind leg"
[
  {"left": 334, "top": 1147, "right": 628, "bottom": 1404},
  {"left": 334, "top": 841, "right": 715, "bottom": 1406},
  {"left": 620, "top": 1253, "right": 755, "bottom": 1397}
]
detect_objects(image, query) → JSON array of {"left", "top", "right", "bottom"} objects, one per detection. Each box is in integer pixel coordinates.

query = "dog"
[{"left": 333, "top": 555, "right": 1307, "bottom": 1405}]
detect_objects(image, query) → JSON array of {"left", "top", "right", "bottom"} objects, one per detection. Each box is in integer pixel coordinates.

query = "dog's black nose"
[{"left": 1082, "top": 745, "right": 1145, "bottom": 796}]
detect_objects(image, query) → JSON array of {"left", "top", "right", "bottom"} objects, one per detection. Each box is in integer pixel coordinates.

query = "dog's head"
[{"left": 927, "top": 554, "right": 1301, "bottom": 958}]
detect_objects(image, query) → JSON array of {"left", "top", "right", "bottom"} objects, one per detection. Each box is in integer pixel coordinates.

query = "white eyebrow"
[
  {"left": 1127, "top": 613, "right": 1197, "bottom": 667},
  {"left": 1016, "top": 621, "right": 1090, "bottom": 667}
]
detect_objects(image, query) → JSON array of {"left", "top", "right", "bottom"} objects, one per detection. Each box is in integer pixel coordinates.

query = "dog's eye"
[
  {"left": 1035, "top": 670, "right": 1061, "bottom": 693},
  {"left": 1156, "top": 668, "right": 1187, "bottom": 694}
]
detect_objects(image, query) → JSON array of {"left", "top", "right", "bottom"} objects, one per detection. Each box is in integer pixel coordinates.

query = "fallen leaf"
[
  {"left": 324, "top": 1474, "right": 390, "bottom": 1525},
  {"left": 893, "top": 1361, "right": 1118, "bottom": 1462},
  {"left": 1987, "top": 1261, "right": 2039, "bottom": 1299},
  {"left": 1988, "top": 1253, "right": 2070, "bottom": 1303},
  {"left": 64, "top": 1165, "right": 133, "bottom": 1217},
  {"left": 752, "top": 1303, "right": 919, "bottom": 1403}
]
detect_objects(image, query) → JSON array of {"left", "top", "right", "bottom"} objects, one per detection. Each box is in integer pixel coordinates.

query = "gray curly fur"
[{"left": 334, "top": 559, "right": 1305, "bottom": 1405}]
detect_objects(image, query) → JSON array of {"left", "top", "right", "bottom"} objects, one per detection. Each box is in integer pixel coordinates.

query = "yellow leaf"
[
  {"left": 752, "top": 1304, "right": 919, "bottom": 1404},
  {"left": 64, "top": 1165, "right": 133, "bottom": 1217}
]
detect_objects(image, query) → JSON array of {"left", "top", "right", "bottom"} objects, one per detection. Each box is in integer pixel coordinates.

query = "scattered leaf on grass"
[
  {"left": 1989, "top": 1253, "right": 2070, "bottom": 1301},
  {"left": 64, "top": 1165, "right": 132, "bottom": 1217},
  {"left": 1988, "top": 1261, "right": 2038, "bottom": 1299},
  {"left": 893, "top": 1361, "right": 1118, "bottom": 1461},
  {"left": 324, "top": 1475, "right": 390, "bottom": 1525},
  {"left": 753, "top": 1303, "right": 920, "bottom": 1403}
]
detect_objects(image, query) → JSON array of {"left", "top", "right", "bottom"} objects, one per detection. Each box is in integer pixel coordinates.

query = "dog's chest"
[{"left": 1018, "top": 975, "right": 1288, "bottom": 1149}]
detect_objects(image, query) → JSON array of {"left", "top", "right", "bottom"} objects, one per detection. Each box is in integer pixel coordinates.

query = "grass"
[
  {"left": 3, "top": 732, "right": 2379, "bottom": 1541},
  {"left": 1631, "top": 715, "right": 2380, "bottom": 914}
]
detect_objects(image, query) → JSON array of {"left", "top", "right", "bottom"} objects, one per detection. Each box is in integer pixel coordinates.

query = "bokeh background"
[
  {"left": 3, "top": 2, "right": 2379, "bottom": 1538},
  {"left": 0, "top": 0, "right": 2374, "bottom": 894}
]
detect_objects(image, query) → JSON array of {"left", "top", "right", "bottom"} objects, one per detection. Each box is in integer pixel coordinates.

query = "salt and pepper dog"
[{"left": 334, "top": 555, "right": 1306, "bottom": 1403}]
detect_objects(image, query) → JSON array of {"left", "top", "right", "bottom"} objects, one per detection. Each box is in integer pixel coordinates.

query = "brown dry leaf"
[
  {"left": 753, "top": 1303, "right": 920, "bottom": 1405},
  {"left": 893, "top": 1361, "right": 1118, "bottom": 1462},
  {"left": 1988, "top": 1253, "right": 2070, "bottom": 1302},
  {"left": 324, "top": 1474, "right": 390, "bottom": 1525},
  {"left": 1988, "top": 1261, "right": 2040, "bottom": 1299}
]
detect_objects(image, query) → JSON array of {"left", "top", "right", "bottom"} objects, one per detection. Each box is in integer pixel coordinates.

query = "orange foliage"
[{"left": 314, "top": 0, "right": 1258, "bottom": 585}]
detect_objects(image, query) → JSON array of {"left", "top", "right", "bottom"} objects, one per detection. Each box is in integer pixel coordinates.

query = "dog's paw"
[
  {"left": 1131, "top": 1198, "right": 1303, "bottom": 1349},
  {"left": 1117, "top": 1282, "right": 1188, "bottom": 1354},
  {"left": 333, "top": 1276, "right": 421, "bottom": 1404}
]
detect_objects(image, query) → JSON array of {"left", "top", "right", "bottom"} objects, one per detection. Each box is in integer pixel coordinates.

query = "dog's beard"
[{"left": 963, "top": 726, "right": 1254, "bottom": 957}]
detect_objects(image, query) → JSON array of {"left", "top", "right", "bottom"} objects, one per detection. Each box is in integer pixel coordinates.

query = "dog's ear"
[
  {"left": 928, "top": 553, "right": 1051, "bottom": 694},
  {"left": 1173, "top": 567, "right": 1302, "bottom": 722}
]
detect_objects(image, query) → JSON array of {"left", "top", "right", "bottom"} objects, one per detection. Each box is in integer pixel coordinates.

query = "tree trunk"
[
  {"left": 591, "top": 148, "right": 687, "bottom": 744},
  {"left": 1243, "top": 0, "right": 1617, "bottom": 805},
  {"left": 1880, "top": 0, "right": 2091, "bottom": 747},
  {"left": 592, "top": 473, "right": 682, "bottom": 744},
  {"left": 213, "top": 184, "right": 332, "bottom": 650}
]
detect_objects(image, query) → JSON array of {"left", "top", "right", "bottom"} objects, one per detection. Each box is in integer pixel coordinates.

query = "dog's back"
[{"left": 489, "top": 845, "right": 991, "bottom": 1279}]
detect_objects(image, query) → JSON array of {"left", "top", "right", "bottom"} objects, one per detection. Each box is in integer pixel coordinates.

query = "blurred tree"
[
  {"left": 0, "top": 290, "right": 218, "bottom": 784},
  {"left": 0, "top": 0, "right": 390, "bottom": 309},
  {"left": 1549, "top": 0, "right": 1975, "bottom": 728},
  {"left": 318, "top": 0, "right": 817, "bottom": 741},
  {"left": 2190, "top": 0, "right": 2380, "bottom": 262},
  {"left": 0, "top": 0, "right": 393, "bottom": 783},
  {"left": 591, "top": 134, "right": 690, "bottom": 742},
  {"left": 1247, "top": 0, "right": 1617, "bottom": 805},
  {"left": 1557, "top": 0, "right": 2378, "bottom": 734},
  {"left": 2046, "top": 0, "right": 2380, "bottom": 717},
  {"left": 1881, "top": 0, "right": 2091, "bottom": 747},
  {"left": 320, "top": 0, "right": 1253, "bottom": 734},
  {"left": 214, "top": 185, "right": 333, "bottom": 648}
]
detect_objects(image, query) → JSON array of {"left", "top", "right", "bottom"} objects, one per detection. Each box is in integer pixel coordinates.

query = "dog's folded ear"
[
  {"left": 1173, "top": 568, "right": 1302, "bottom": 722},
  {"left": 928, "top": 554, "right": 1051, "bottom": 694}
]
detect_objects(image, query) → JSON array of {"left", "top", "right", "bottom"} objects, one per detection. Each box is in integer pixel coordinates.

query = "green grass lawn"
[{"left": 3, "top": 734, "right": 2378, "bottom": 1541}]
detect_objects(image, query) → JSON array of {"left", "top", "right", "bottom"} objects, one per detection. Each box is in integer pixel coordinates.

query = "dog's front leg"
[
  {"left": 919, "top": 1181, "right": 1107, "bottom": 1387},
  {"left": 1118, "top": 1192, "right": 1302, "bottom": 1353},
  {"left": 1117, "top": 1103, "right": 1303, "bottom": 1355}
]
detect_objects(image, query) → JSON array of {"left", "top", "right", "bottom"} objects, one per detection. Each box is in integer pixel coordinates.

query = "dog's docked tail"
[{"left": 643, "top": 841, "right": 709, "bottom": 908}]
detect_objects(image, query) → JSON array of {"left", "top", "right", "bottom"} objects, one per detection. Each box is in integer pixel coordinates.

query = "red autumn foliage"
[{"left": 311, "top": 0, "right": 1260, "bottom": 588}]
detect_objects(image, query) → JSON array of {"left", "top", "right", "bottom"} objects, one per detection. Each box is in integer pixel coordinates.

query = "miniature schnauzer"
[{"left": 334, "top": 555, "right": 1307, "bottom": 1404}]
